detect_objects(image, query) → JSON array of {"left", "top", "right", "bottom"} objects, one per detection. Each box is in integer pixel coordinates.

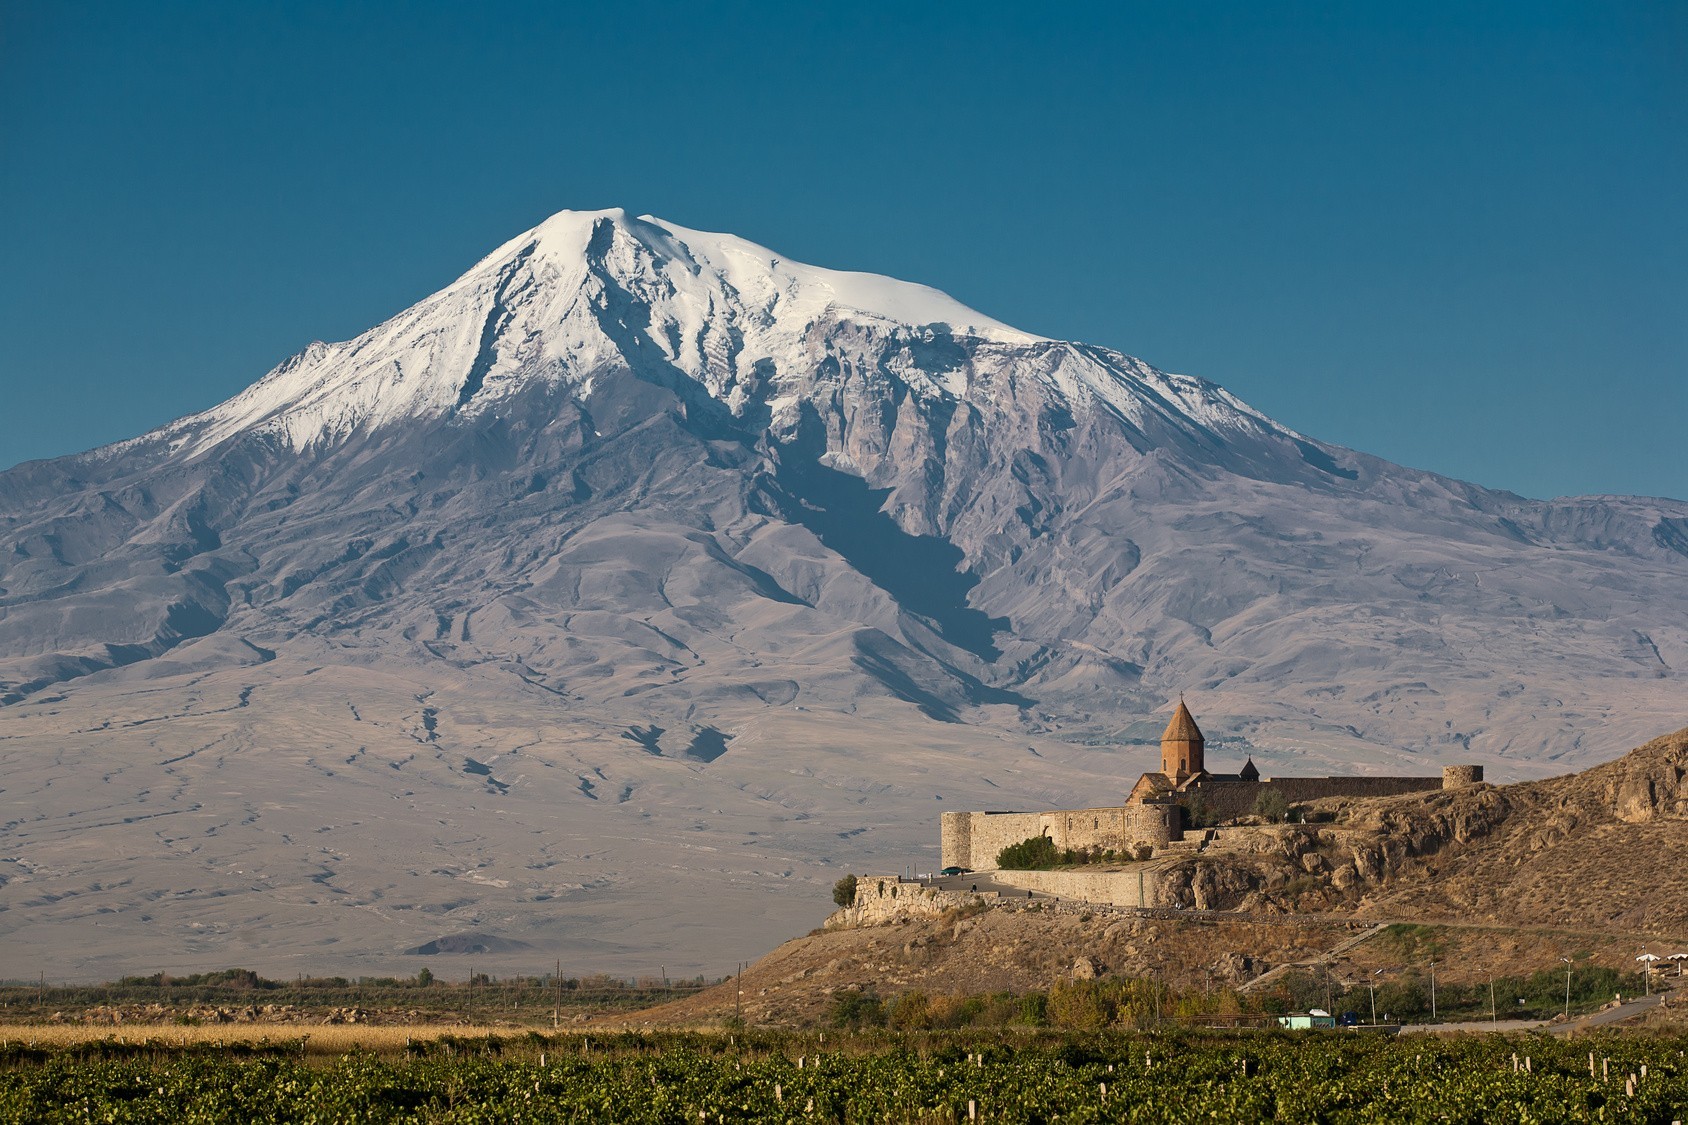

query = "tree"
[
  {"left": 828, "top": 988, "right": 885, "bottom": 1028},
  {"left": 1181, "top": 795, "right": 1215, "bottom": 829},
  {"left": 416, "top": 967, "right": 434, "bottom": 988},
  {"left": 997, "top": 835, "right": 1060, "bottom": 870},
  {"left": 832, "top": 874, "right": 858, "bottom": 908},
  {"left": 1253, "top": 788, "right": 1290, "bottom": 823}
]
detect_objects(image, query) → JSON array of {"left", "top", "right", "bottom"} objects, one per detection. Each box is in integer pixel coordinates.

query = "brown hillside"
[
  {"left": 1351, "top": 725, "right": 1688, "bottom": 931},
  {"left": 608, "top": 728, "right": 1688, "bottom": 1028},
  {"left": 1146, "top": 726, "right": 1688, "bottom": 934},
  {"left": 609, "top": 907, "right": 1362, "bottom": 1028}
]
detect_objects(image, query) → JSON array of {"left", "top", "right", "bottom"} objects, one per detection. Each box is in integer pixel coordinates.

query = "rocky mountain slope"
[
  {"left": 1154, "top": 726, "right": 1688, "bottom": 934},
  {"left": 0, "top": 209, "right": 1683, "bottom": 978}
]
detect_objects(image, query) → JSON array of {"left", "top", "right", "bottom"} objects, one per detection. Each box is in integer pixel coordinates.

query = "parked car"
[{"left": 939, "top": 866, "right": 970, "bottom": 876}]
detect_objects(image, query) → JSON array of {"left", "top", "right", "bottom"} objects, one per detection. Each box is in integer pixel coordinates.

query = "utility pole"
[
  {"left": 1489, "top": 979, "right": 1496, "bottom": 1025},
  {"left": 1561, "top": 958, "right": 1572, "bottom": 1020},
  {"left": 1369, "top": 970, "right": 1382, "bottom": 1025},
  {"left": 1429, "top": 960, "right": 1436, "bottom": 1022},
  {"left": 735, "top": 962, "right": 743, "bottom": 1023},
  {"left": 554, "top": 959, "right": 561, "bottom": 1030}
]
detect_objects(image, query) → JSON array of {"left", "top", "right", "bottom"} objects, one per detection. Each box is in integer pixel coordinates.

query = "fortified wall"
[
  {"left": 940, "top": 700, "right": 1485, "bottom": 872},
  {"left": 1175, "top": 771, "right": 1466, "bottom": 825},
  {"left": 941, "top": 802, "right": 1181, "bottom": 871},
  {"left": 830, "top": 875, "right": 988, "bottom": 927}
]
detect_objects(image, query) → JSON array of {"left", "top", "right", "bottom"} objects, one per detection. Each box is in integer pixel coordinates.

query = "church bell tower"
[{"left": 1160, "top": 697, "right": 1205, "bottom": 782}]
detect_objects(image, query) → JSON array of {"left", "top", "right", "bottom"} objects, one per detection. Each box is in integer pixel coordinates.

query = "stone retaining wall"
[
  {"left": 988, "top": 867, "right": 1162, "bottom": 908},
  {"left": 831, "top": 875, "right": 991, "bottom": 927}
]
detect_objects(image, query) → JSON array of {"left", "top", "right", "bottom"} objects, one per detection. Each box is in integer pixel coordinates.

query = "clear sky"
[{"left": 2, "top": 1, "right": 1683, "bottom": 500}]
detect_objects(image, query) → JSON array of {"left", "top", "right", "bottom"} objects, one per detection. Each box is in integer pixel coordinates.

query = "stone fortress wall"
[
  {"left": 941, "top": 803, "right": 1181, "bottom": 872},
  {"left": 832, "top": 875, "right": 988, "bottom": 927},
  {"left": 1177, "top": 771, "right": 1479, "bottom": 825}
]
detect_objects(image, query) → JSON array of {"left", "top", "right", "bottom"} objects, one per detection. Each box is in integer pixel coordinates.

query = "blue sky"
[{"left": 2, "top": 1, "right": 1683, "bottom": 499}]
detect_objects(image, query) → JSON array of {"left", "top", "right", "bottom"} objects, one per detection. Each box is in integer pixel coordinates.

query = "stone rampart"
[
  {"left": 1038, "top": 807, "right": 1131, "bottom": 854},
  {"left": 989, "top": 867, "right": 1162, "bottom": 908},
  {"left": 940, "top": 811, "right": 1042, "bottom": 870},
  {"left": 830, "top": 876, "right": 993, "bottom": 927},
  {"left": 941, "top": 766, "right": 1483, "bottom": 867},
  {"left": 1442, "top": 764, "right": 1485, "bottom": 787},
  {"left": 1181, "top": 775, "right": 1443, "bottom": 823},
  {"left": 941, "top": 806, "right": 1178, "bottom": 870}
]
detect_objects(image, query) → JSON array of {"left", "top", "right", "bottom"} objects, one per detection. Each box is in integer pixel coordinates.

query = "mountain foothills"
[{"left": 0, "top": 209, "right": 1683, "bottom": 976}]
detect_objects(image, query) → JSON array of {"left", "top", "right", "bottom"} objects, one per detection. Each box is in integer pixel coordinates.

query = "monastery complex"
[{"left": 940, "top": 700, "right": 1484, "bottom": 871}]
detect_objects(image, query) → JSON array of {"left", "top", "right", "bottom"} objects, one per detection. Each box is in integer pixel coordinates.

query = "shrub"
[
  {"left": 1133, "top": 843, "right": 1154, "bottom": 861},
  {"left": 832, "top": 874, "right": 858, "bottom": 908},
  {"left": 1048, "top": 981, "right": 1111, "bottom": 1030},
  {"left": 828, "top": 988, "right": 885, "bottom": 1029},
  {"left": 1253, "top": 789, "right": 1290, "bottom": 823},
  {"left": 887, "top": 991, "right": 931, "bottom": 1030},
  {"left": 997, "top": 835, "right": 1060, "bottom": 870}
]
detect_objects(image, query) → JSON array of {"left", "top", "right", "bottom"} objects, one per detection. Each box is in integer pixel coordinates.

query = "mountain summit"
[
  {"left": 143, "top": 210, "right": 1042, "bottom": 459},
  {"left": 1, "top": 209, "right": 1684, "bottom": 975}
]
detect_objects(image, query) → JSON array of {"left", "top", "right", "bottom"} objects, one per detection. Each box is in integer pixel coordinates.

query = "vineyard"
[{"left": 2, "top": 1029, "right": 1686, "bottom": 1121}]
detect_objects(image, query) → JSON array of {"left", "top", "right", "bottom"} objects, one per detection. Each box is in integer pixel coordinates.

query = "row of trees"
[
  {"left": 828, "top": 961, "right": 1648, "bottom": 1032},
  {"left": 830, "top": 978, "right": 1259, "bottom": 1031}
]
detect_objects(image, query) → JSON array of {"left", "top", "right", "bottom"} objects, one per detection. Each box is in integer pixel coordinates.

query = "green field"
[{"left": 3, "top": 1030, "right": 1685, "bottom": 1122}]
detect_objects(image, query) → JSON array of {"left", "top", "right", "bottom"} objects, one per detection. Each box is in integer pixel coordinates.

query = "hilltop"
[
  {"left": 1139, "top": 725, "right": 1688, "bottom": 934},
  {"left": 622, "top": 726, "right": 1688, "bottom": 1026},
  {"left": 1349, "top": 724, "right": 1688, "bottom": 930}
]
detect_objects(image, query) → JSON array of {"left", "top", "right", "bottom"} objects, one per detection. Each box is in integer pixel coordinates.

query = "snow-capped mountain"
[{"left": 1, "top": 209, "right": 1683, "bottom": 977}]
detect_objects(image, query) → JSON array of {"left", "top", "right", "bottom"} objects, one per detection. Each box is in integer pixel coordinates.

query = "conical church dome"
[
  {"left": 1159, "top": 697, "right": 1206, "bottom": 781},
  {"left": 1161, "top": 699, "right": 1204, "bottom": 744}
]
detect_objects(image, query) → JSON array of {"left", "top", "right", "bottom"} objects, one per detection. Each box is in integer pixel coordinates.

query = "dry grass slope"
[{"left": 1352, "top": 725, "right": 1688, "bottom": 932}]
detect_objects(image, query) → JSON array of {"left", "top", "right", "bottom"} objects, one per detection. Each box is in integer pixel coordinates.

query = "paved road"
[
  {"left": 1368, "top": 993, "right": 1669, "bottom": 1037},
  {"left": 1545, "top": 992, "right": 1667, "bottom": 1036},
  {"left": 920, "top": 873, "right": 1054, "bottom": 899},
  {"left": 1402, "top": 1018, "right": 1552, "bottom": 1035}
]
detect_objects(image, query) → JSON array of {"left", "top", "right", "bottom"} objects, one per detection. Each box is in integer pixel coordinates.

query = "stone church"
[{"left": 939, "top": 699, "right": 1483, "bottom": 871}]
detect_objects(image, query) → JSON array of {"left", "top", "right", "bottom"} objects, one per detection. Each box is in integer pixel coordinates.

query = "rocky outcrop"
[{"left": 1153, "top": 727, "right": 1688, "bottom": 931}]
